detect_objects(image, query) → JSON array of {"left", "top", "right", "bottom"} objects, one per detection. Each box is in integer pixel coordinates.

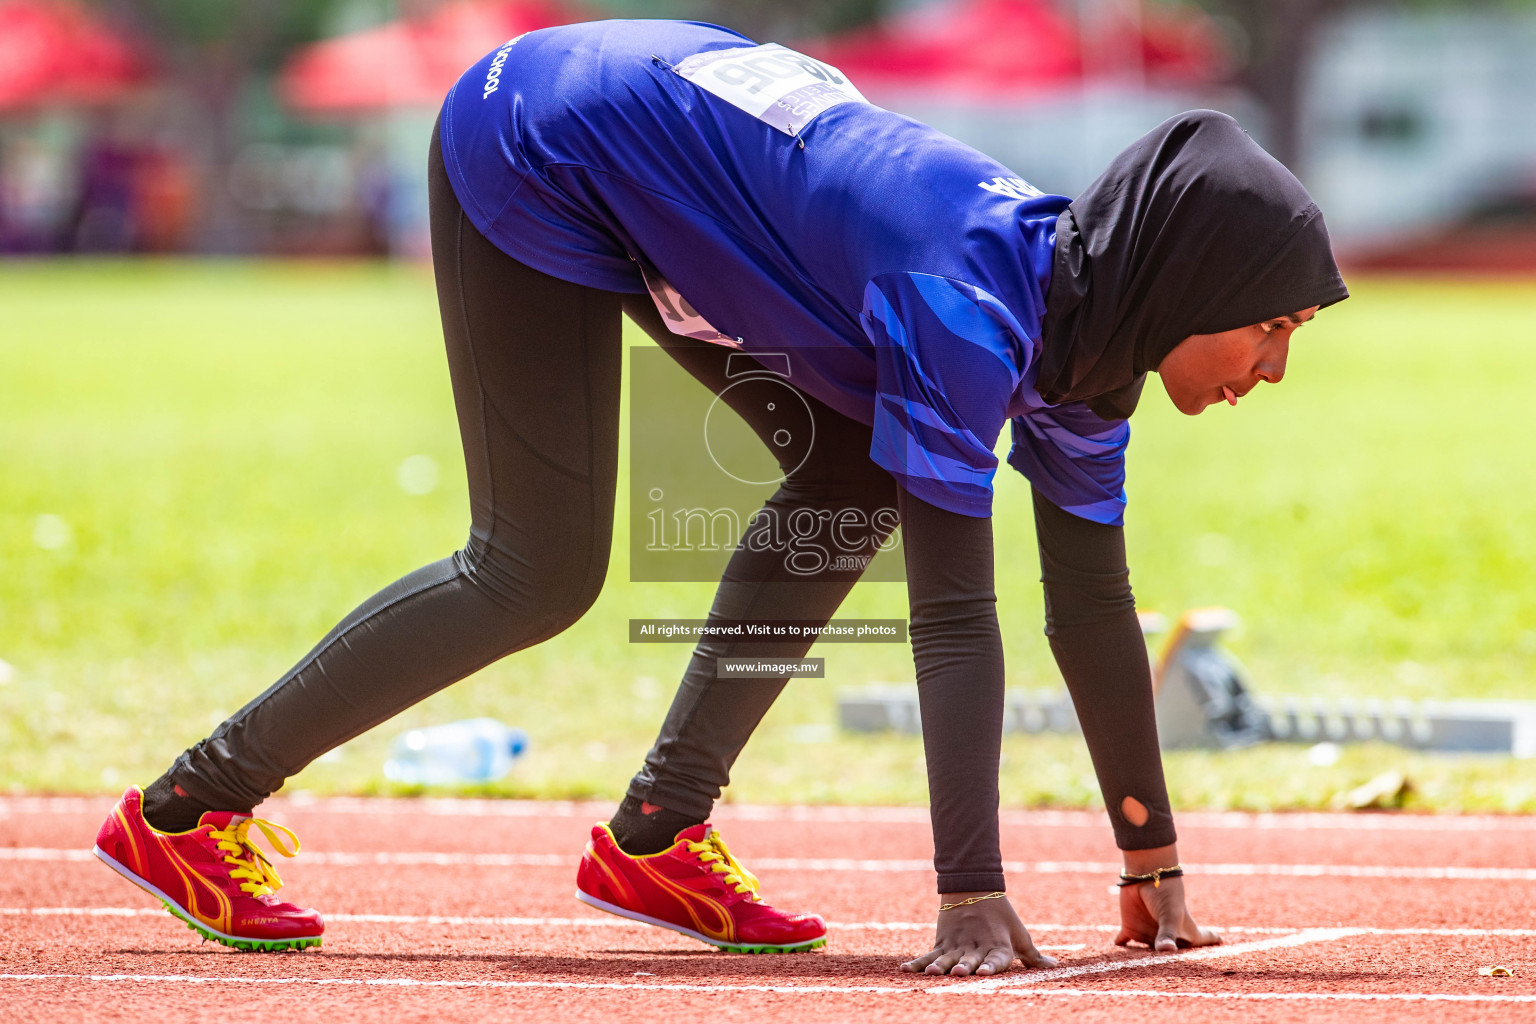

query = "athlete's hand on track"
[
  {"left": 901, "top": 892, "right": 1059, "bottom": 976},
  {"left": 1114, "top": 875, "right": 1222, "bottom": 952}
]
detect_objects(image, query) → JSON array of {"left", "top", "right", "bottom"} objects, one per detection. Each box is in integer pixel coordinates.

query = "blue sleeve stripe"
[
  {"left": 871, "top": 429, "right": 998, "bottom": 490},
  {"left": 880, "top": 389, "right": 965, "bottom": 436},
  {"left": 906, "top": 275, "right": 1023, "bottom": 373},
  {"left": 1032, "top": 421, "right": 1128, "bottom": 459},
  {"left": 874, "top": 397, "right": 996, "bottom": 483},
  {"left": 1007, "top": 407, "right": 1129, "bottom": 527},
  {"left": 861, "top": 272, "right": 1050, "bottom": 517},
  {"left": 1013, "top": 408, "right": 1129, "bottom": 456},
  {"left": 863, "top": 284, "right": 908, "bottom": 346},
  {"left": 1057, "top": 495, "right": 1128, "bottom": 525},
  {"left": 876, "top": 394, "right": 993, "bottom": 465}
]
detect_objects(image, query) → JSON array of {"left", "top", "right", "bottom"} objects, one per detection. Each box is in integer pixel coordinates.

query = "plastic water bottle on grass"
[{"left": 384, "top": 718, "right": 530, "bottom": 785}]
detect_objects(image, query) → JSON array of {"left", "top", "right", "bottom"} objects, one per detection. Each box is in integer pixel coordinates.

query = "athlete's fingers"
[
  {"left": 1017, "top": 942, "right": 1059, "bottom": 970},
  {"left": 1155, "top": 895, "right": 1186, "bottom": 952},
  {"left": 973, "top": 947, "right": 1017, "bottom": 976},
  {"left": 1189, "top": 926, "right": 1223, "bottom": 948},
  {"left": 1114, "top": 928, "right": 1137, "bottom": 947},
  {"left": 950, "top": 948, "right": 988, "bottom": 977},
  {"left": 1007, "top": 921, "right": 1060, "bottom": 970},
  {"left": 901, "top": 947, "right": 944, "bottom": 972},
  {"left": 924, "top": 951, "right": 963, "bottom": 975}
]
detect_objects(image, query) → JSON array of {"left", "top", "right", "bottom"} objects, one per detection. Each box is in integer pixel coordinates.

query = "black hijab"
[{"left": 1035, "top": 110, "right": 1349, "bottom": 420}]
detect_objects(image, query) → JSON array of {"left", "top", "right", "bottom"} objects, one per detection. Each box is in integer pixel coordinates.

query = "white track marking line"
[
  {"left": 2, "top": 971, "right": 1535, "bottom": 1003},
  {"left": 6, "top": 907, "right": 1536, "bottom": 938},
  {"left": 0, "top": 907, "right": 927, "bottom": 931},
  {"left": 10, "top": 845, "right": 1536, "bottom": 880},
  {"left": 999, "top": 989, "right": 1536, "bottom": 1004},
  {"left": 0, "top": 848, "right": 568, "bottom": 867},
  {"left": 760, "top": 859, "right": 1536, "bottom": 881},
  {"left": 0, "top": 973, "right": 916, "bottom": 995},
  {"left": 308, "top": 851, "right": 571, "bottom": 868},
  {"left": 941, "top": 928, "right": 1363, "bottom": 994},
  {"left": 8, "top": 796, "right": 1536, "bottom": 831}
]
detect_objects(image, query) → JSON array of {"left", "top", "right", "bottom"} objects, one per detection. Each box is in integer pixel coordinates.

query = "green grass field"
[{"left": 3, "top": 261, "right": 1535, "bottom": 813}]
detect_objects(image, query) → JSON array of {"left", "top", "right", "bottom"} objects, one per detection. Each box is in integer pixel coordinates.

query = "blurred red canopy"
[
  {"left": 0, "top": 0, "right": 151, "bottom": 109},
  {"left": 805, "top": 0, "right": 1226, "bottom": 98},
  {"left": 280, "top": 0, "right": 582, "bottom": 114}
]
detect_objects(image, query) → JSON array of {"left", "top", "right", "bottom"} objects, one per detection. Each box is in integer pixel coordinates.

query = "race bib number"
[
  {"left": 672, "top": 43, "right": 868, "bottom": 136},
  {"left": 637, "top": 260, "right": 741, "bottom": 349}
]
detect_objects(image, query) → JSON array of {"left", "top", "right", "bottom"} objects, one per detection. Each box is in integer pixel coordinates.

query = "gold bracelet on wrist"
[
  {"left": 938, "top": 891, "right": 1007, "bottom": 912},
  {"left": 1117, "top": 864, "right": 1183, "bottom": 888}
]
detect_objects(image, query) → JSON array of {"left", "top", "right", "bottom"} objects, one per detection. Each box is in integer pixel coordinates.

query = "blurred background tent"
[
  {"left": 0, "top": 0, "right": 152, "bottom": 109},
  {"left": 807, "top": 0, "right": 1223, "bottom": 97},
  {"left": 280, "top": 0, "right": 577, "bottom": 113}
]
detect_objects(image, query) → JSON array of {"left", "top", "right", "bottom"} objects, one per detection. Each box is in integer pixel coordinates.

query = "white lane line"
[
  {"left": 307, "top": 852, "right": 570, "bottom": 868},
  {"left": 0, "top": 848, "right": 566, "bottom": 868},
  {"left": 7, "top": 796, "right": 1536, "bottom": 832},
  {"left": 999, "top": 989, "right": 1536, "bottom": 1004},
  {"left": 0, "top": 907, "right": 923, "bottom": 931},
  {"left": 940, "top": 928, "right": 1363, "bottom": 994},
  {"left": 10, "top": 846, "right": 1536, "bottom": 880},
  {"left": 1192, "top": 863, "right": 1536, "bottom": 881},
  {"left": 5, "top": 907, "right": 1536, "bottom": 939},
  {"left": 3, "top": 971, "right": 1535, "bottom": 1004},
  {"left": 0, "top": 972, "right": 915, "bottom": 995},
  {"left": 760, "top": 858, "right": 1536, "bottom": 881}
]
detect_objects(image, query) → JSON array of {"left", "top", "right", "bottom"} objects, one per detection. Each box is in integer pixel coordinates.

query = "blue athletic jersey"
[{"left": 440, "top": 19, "right": 1129, "bottom": 523}]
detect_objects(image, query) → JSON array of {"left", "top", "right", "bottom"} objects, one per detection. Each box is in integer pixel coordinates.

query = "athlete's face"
[{"left": 1156, "top": 306, "right": 1320, "bottom": 415}]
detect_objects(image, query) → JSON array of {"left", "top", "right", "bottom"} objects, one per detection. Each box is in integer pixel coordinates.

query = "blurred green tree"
[{"left": 90, "top": 0, "right": 352, "bottom": 127}]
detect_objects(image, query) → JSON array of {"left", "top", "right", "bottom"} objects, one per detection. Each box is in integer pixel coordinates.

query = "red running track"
[{"left": 2, "top": 796, "right": 1534, "bottom": 1023}]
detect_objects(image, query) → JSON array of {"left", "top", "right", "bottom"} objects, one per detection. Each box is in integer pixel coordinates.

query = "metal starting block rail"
[
  {"left": 835, "top": 607, "right": 1536, "bottom": 758},
  {"left": 837, "top": 686, "right": 1078, "bottom": 736}
]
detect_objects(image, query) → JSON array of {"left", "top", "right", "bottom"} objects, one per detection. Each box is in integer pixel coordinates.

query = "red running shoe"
[
  {"left": 575, "top": 821, "right": 826, "bottom": 953},
  {"left": 93, "top": 786, "right": 324, "bottom": 951}
]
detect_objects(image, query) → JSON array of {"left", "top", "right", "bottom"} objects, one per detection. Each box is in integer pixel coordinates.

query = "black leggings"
[{"left": 167, "top": 128, "right": 1174, "bottom": 892}]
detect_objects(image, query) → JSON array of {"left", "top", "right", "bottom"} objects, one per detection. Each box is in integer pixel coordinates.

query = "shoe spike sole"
[
  {"left": 94, "top": 845, "right": 322, "bottom": 953},
  {"left": 575, "top": 888, "right": 826, "bottom": 954}
]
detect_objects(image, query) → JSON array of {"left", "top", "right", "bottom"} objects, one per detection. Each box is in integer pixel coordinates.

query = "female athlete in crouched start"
[{"left": 95, "top": 19, "right": 1345, "bottom": 972}]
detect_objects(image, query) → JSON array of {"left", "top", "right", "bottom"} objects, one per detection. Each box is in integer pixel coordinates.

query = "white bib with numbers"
[{"left": 671, "top": 43, "right": 869, "bottom": 137}]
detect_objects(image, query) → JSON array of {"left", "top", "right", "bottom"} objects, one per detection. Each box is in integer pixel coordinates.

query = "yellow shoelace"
[
  {"left": 207, "top": 817, "right": 302, "bottom": 898},
  {"left": 686, "top": 828, "right": 761, "bottom": 899}
]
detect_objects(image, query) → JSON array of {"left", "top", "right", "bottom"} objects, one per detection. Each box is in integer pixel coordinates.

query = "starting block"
[{"left": 1152, "top": 607, "right": 1270, "bottom": 749}]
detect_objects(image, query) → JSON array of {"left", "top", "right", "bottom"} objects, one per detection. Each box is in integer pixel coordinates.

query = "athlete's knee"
[
  {"left": 455, "top": 535, "right": 609, "bottom": 637},
  {"left": 537, "top": 563, "right": 606, "bottom": 636}
]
